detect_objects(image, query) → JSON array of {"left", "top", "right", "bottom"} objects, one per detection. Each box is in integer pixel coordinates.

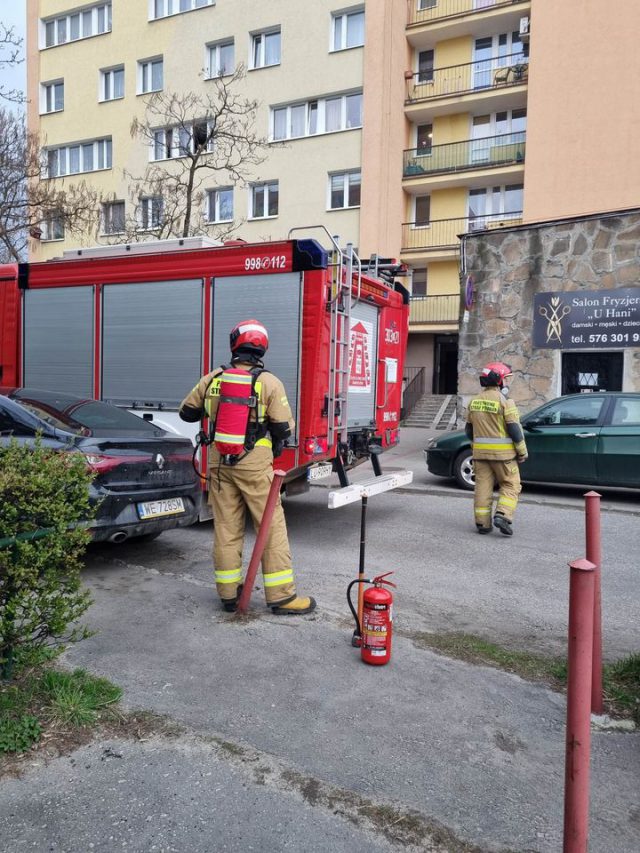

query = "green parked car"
[{"left": 425, "top": 392, "right": 640, "bottom": 491}]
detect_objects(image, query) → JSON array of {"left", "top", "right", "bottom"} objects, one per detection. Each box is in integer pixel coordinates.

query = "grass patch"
[
  {"left": 0, "top": 664, "right": 122, "bottom": 757},
  {"left": 408, "top": 631, "right": 639, "bottom": 724}
]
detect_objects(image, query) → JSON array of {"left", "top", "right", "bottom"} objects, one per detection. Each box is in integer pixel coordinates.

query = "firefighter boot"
[
  {"left": 222, "top": 584, "right": 243, "bottom": 613},
  {"left": 271, "top": 596, "right": 317, "bottom": 616},
  {"left": 493, "top": 514, "right": 513, "bottom": 536},
  {"left": 476, "top": 524, "right": 492, "bottom": 535}
]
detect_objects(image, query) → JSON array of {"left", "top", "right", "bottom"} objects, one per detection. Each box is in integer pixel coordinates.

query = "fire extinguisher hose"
[{"left": 347, "top": 578, "right": 369, "bottom": 637}]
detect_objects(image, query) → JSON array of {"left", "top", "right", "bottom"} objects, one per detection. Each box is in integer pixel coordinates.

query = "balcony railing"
[
  {"left": 406, "top": 53, "right": 528, "bottom": 104},
  {"left": 409, "top": 0, "right": 528, "bottom": 27},
  {"left": 409, "top": 293, "right": 460, "bottom": 324},
  {"left": 402, "top": 212, "right": 523, "bottom": 251},
  {"left": 403, "top": 131, "right": 526, "bottom": 178}
]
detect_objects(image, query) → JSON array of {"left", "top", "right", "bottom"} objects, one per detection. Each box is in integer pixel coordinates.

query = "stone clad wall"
[{"left": 458, "top": 209, "right": 640, "bottom": 418}]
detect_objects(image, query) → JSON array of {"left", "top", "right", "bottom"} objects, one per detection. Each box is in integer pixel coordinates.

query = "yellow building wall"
[
  {"left": 426, "top": 260, "right": 459, "bottom": 296},
  {"left": 433, "top": 112, "right": 470, "bottom": 144},
  {"left": 429, "top": 187, "right": 467, "bottom": 221},
  {"left": 28, "top": 0, "right": 366, "bottom": 259}
]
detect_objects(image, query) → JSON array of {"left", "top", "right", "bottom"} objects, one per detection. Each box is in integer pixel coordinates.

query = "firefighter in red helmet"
[
  {"left": 179, "top": 319, "right": 316, "bottom": 614},
  {"left": 465, "top": 362, "right": 528, "bottom": 536}
]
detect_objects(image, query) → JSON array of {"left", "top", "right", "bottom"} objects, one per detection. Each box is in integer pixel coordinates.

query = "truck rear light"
[
  {"left": 303, "top": 437, "right": 328, "bottom": 456},
  {"left": 387, "top": 429, "right": 399, "bottom": 446}
]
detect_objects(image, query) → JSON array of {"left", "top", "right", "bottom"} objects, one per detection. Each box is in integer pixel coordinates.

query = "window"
[
  {"left": 207, "top": 187, "right": 233, "bottom": 223},
  {"left": 150, "top": 122, "right": 211, "bottom": 161},
  {"left": 612, "top": 398, "right": 640, "bottom": 426},
  {"left": 332, "top": 8, "right": 365, "bottom": 51},
  {"left": 468, "top": 184, "right": 523, "bottom": 228},
  {"left": 139, "top": 58, "right": 163, "bottom": 94},
  {"left": 417, "top": 49, "right": 434, "bottom": 83},
  {"left": 41, "top": 3, "right": 111, "bottom": 48},
  {"left": 41, "top": 212, "right": 65, "bottom": 241},
  {"left": 100, "top": 66, "right": 124, "bottom": 102},
  {"left": 139, "top": 197, "right": 163, "bottom": 230},
  {"left": 102, "top": 201, "right": 125, "bottom": 234},
  {"left": 207, "top": 39, "right": 234, "bottom": 78},
  {"left": 271, "top": 91, "right": 363, "bottom": 140},
  {"left": 249, "top": 181, "right": 278, "bottom": 218},
  {"left": 251, "top": 29, "right": 280, "bottom": 69},
  {"left": 473, "top": 32, "right": 527, "bottom": 90},
  {"left": 41, "top": 80, "right": 64, "bottom": 113},
  {"left": 418, "top": 0, "right": 438, "bottom": 9},
  {"left": 411, "top": 269, "right": 427, "bottom": 297},
  {"left": 329, "top": 171, "right": 361, "bottom": 209},
  {"left": 151, "top": 0, "right": 213, "bottom": 20},
  {"left": 45, "top": 137, "right": 112, "bottom": 177},
  {"left": 533, "top": 397, "right": 605, "bottom": 427},
  {"left": 414, "top": 195, "right": 431, "bottom": 226},
  {"left": 416, "top": 124, "right": 432, "bottom": 155}
]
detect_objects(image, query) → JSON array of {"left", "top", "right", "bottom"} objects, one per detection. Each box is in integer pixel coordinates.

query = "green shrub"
[{"left": 0, "top": 438, "right": 96, "bottom": 681}]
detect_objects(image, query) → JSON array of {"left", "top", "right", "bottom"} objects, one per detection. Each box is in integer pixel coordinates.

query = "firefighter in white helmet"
[
  {"left": 179, "top": 319, "right": 316, "bottom": 614},
  {"left": 465, "top": 362, "right": 528, "bottom": 536}
]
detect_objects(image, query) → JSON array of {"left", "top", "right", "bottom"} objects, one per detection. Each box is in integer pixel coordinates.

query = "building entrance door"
[
  {"left": 433, "top": 335, "right": 458, "bottom": 394},
  {"left": 561, "top": 352, "right": 623, "bottom": 394}
]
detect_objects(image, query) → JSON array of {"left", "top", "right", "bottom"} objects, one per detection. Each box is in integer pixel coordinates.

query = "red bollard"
[
  {"left": 563, "top": 558, "right": 596, "bottom": 853},
  {"left": 584, "top": 491, "right": 603, "bottom": 715},
  {"left": 236, "top": 470, "right": 286, "bottom": 615}
]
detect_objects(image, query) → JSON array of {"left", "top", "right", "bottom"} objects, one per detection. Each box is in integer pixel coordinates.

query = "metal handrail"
[
  {"left": 408, "top": 0, "right": 528, "bottom": 27},
  {"left": 401, "top": 212, "right": 523, "bottom": 251},
  {"left": 406, "top": 52, "right": 528, "bottom": 103},
  {"left": 401, "top": 366, "right": 426, "bottom": 421},
  {"left": 403, "top": 131, "right": 526, "bottom": 177}
]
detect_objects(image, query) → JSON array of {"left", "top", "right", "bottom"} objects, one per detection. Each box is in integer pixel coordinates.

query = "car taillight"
[
  {"left": 83, "top": 453, "right": 124, "bottom": 473},
  {"left": 303, "top": 437, "right": 328, "bottom": 456}
]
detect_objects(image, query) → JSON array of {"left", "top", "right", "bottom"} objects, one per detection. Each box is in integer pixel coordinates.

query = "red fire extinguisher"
[{"left": 347, "top": 572, "right": 396, "bottom": 666}]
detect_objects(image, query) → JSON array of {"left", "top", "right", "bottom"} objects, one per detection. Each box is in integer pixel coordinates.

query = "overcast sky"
[{"left": 1, "top": 2, "right": 27, "bottom": 100}]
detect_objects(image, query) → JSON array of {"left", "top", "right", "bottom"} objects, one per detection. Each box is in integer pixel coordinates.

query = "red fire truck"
[{"left": 0, "top": 231, "right": 409, "bottom": 502}]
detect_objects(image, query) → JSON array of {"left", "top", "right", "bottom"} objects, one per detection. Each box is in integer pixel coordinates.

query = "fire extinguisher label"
[{"left": 363, "top": 607, "right": 388, "bottom": 650}]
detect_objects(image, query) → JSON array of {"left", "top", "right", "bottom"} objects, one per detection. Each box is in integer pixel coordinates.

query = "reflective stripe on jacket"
[{"left": 466, "top": 388, "right": 525, "bottom": 461}]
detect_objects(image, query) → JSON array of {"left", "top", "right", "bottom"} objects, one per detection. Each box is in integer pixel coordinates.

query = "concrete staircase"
[{"left": 402, "top": 393, "right": 458, "bottom": 429}]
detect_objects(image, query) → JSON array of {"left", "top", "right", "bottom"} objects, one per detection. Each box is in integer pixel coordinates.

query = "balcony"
[
  {"left": 408, "top": 0, "right": 528, "bottom": 27},
  {"left": 403, "top": 131, "right": 526, "bottom": 179},
  {"left": 406, "top": 54, "right": 528, "bottom": 105},
  {"left": 409, "top": 293, "right": 460, "bottom": 325},
  {"left": 402, "top": 212, "right": 523, "bottom": 252}
]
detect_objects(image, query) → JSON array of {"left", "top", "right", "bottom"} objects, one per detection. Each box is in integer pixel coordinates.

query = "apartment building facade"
[{"left": 27, "top": 0, "right": 408, "bottom": 262}]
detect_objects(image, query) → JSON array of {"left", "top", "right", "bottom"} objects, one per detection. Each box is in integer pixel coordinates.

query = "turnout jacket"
[
  {"left": 465, "top": 387, "right": 527, "bottom": 461},
  {"left": 179, "top": 360, "right": 295, "bottom": 467}
]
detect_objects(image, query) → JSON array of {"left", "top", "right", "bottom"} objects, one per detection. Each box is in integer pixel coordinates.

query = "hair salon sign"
[{"left": 533, "top": 287, "right": 640, "bottom": 349}]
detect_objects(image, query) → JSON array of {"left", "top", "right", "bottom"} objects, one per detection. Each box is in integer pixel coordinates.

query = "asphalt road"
[{"left": 1, "top": 430, "right": 639, "bottom": 853}]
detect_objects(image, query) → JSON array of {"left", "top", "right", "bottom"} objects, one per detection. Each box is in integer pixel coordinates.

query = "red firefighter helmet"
[
  {"left": 229, "top": 319, "right": 269, "bottom": 356},
  {"left": 479, "top": 361, "right": 513, "bottom": 388}
]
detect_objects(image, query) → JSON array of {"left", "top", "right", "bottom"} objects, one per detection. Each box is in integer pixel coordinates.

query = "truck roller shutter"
[
  {"left": 102, "top": 280, "right": 202, "bottom": 407},
  {"left": 23, "top": 287, "right": 94, "bottom": 397},
  {"left": 347, "top": 302, "right": 379, "bottom": 428},
  {"left": 212, "top": 273, "right": 301, "bottom": 441}
]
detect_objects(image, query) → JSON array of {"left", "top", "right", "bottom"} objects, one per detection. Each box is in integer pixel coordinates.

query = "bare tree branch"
[
  {"left": 0, "top": 108, "right": 101, "bottom": 262},
  {"left": 0, "top": 23, "right": 25, "bottom": 104},
  {"left": 123, "top": 66, "right": 273, "bottom": 241}
]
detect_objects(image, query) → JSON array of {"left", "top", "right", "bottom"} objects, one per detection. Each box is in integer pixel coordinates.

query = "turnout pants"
[
  {"left": 208, "top": 452, "right": 296, "bottom": 607},
  {"left": 473, "top": 458, "right": 522, "bottom": 528}
]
